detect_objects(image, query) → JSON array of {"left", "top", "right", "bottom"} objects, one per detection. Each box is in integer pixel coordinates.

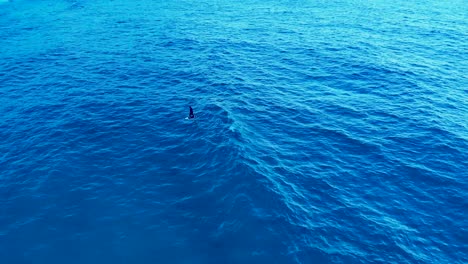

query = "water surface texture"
[{"left": 1, "top": 0, "right": 467, "bottom": 263}]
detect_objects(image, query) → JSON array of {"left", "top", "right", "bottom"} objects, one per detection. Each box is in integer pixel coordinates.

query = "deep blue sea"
[{"left": 1, "top": 0, "right": 467, "bottom": 263}]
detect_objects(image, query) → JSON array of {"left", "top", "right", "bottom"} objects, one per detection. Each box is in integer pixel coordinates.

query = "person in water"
[{"left": 189, "top": 106, "right": 195, "bottom": 119}]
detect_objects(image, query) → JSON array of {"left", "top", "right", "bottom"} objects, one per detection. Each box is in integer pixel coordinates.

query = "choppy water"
[{"left": 1, "top": 0, "right": 467, "bottom": 263}]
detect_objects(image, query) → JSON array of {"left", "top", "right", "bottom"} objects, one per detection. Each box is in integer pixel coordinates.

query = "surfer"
[{"left": 189, "top": 106, "right": 195, "bottom": 119}]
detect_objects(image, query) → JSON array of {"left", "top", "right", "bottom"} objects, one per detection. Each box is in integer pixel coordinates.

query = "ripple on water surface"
[{"left": 0, "top": 0, "right": 467, "bottom": 263}]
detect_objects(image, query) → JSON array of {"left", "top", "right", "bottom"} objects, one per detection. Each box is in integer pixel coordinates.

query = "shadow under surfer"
[{"left": 189, "top": 106, "right": 195, "bottom": 119}]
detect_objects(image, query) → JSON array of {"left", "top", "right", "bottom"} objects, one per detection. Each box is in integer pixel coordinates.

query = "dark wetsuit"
[{"left": 189, "top": 106, "right": 195, "bottom": 119}]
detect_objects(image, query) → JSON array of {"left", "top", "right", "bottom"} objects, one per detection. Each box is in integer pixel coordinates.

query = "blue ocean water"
[{"left": 1, "top": 0, "right": 467, "bottom": 263}]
